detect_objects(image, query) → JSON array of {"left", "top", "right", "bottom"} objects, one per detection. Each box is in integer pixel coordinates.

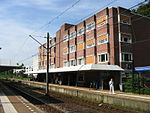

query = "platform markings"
[
  {"left": 0, "top": 89, "right": 18, "bottom": 113},
  {"left": 14, "top": 91, "right": 43, "bottom": 113},
  {"left": 26, "top": 105, "right": 29, "bottom": 107}
]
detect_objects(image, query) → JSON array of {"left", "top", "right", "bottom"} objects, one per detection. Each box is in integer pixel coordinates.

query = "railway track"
[
  {"left": 2, "top": 81, "right": 65, "bottom": 113},
  {"left": 1, "top": 80, "right": 141, "bottom": 113}
]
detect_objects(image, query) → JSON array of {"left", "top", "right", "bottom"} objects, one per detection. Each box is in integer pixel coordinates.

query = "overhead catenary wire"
[
  {"left": 18, "top": 33, "right": 150, "bottom": 64},
  {"left": 19, "top": 0, "right": 150, "bottom": 64},
  {"left": 13, "top": 37, "right": 29, "bottom": 61},
  {"left": 29, "top": 35, "right": 47, "bottom": 49},
  {"left": 13, "top": 0, "right": 82, "bottom": 64},
  {"left": 17, "top": 53, "right": 38, "bottom": 63},
  {"left": 28, "top": 10, "right": 150, "bottom": 65},
  {"left": 75, "top": 0, "right": 118, "bottom": 24},
  {"left": 30, "top": 0, "right": 81, "bottom": 35}
]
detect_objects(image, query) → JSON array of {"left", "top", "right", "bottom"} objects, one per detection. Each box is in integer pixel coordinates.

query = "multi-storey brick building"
[{"left": 37, "top": 7, "right": 150, "bottom": 89}]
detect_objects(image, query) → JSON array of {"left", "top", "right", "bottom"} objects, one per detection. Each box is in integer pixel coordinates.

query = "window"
[
  {"left": 51, "top": 64, "right": 55, "bottom": 68},
  {"left": 77, "top": 27, "right": 85, "bottom": 36},
  {"left": 118, "top": 14, "right": 131, "bottom": 25},
  {"left": 86, "top": 39, "right": 95, "bottom": 48},
  {"left": 63, "top": 48, "right": 68, "bottom": 55},
  {"left": 51, "top": 52, "right": 55, "bottom": 57},
  {"left": 63, "top": 61, "right": 69, "bottom": 67},
  {"left": 121, "top": 52, "right": 132, "bottom": 62},
  {"left": 63, "top": 35, "right": 69, "bottom": 42},
  {"left": 97, "top": 15, "right": 108, "bottom": 27},
  {"left": 86, "top": 56, "right": 95, "bottom": 64},
  {"left": 77, "top": 43, "right": 84, "bottom": 50},
  {"left": 70, "top": 59, "right": 76, "bottom": 66},
  {"left": 69, "top": 31, "right": 76, "bottom": 39},
  {"left": 98, "top": 53, "right": 109, "bottom": 63},
  {"left": 70, "top": 45, "right": 76, "bottom": 53},
  {"left": 119, "top": 33, "right": 132, "bottom": 43},
  {"left": 97, "top": 33, "right": 108, "bottom": 44},
  {"left": 77, "top": 58, "right": 85, "bottom": 65},
  {"left": 121, "top": 37, "right": 132, "bottom": 43},
  {"left": 86, "top": 22, "right": 95, "bottom": 32}
]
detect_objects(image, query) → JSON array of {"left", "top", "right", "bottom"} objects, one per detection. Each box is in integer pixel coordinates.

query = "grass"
[{"left": 0, "top": 73, "right": 29, "bottom": 80}]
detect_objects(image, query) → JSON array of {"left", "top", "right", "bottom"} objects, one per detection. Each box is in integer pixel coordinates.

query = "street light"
[{"left": 0, "top": 47, "right": 1, "bottom": 50}]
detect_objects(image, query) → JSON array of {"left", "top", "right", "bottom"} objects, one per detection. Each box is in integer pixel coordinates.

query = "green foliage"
[
  {"left": 0, "top": 72, "right": 29, "bottom": 80},
  {"left": 132, "top": 2, "right": 150, "bottom": 17},
  {"left": 124, "top": 74, "right": 150, "bottom": 95},
  {"left": 124, "top": 78, "right": 132, "bottom": 93}
]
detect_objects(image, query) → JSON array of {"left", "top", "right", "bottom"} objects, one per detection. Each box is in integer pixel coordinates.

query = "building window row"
[
  {"left": 97, "top": 33, "right": 109, "bottom": 45},
  {"left": 77, "top": 43, "right": 84, "bottom": 51},
  {"left": 63, "top": 15, "right": 108, "bottom": 42},
  {"left": 63, "top": 58, "right": 85, "bottom": 67},
  {"left": 63, "top": 35, "right": 69, "bottom": 42},
  {"left": 63, "top": 53, "right": 110, "bottom": 67},
  {"left": 121, "top": 52, "right": 132, "bottom": 62},
  {"left": 86, "top": 39, "right": 95, "bottom": 48},
  {"left": 70, "top": 45, "right": 76, "bottom": 53},
  {"left": 86, "top": 21, "right": 95, "bottom": 32},
  {"left": 77, "top": 27, "right": 85, "bottom": 36},
  {"left": 63, "top": 35, "right": 109, "bottom": 54},
  {"left": 77, "top": 58, "right": 85, "bottom": 65},
  {"left": 70, "top": 59, "right": 76, "bottom": 66},
  {"left": 98, "top": 53, "right": 109, "bottom": 63},
  {"left": 70, "top": 31, "right": 76, "bottom": 39},
  {"left": 119, "top": 32, "right": 132, "bottom": 43},
  {"left": 118, "top": 14, "right": 131, "bottom": 25},
  {"left": 97, "top": 15, "right": 108, "bottom": 27},
  {"left": 63, "top": 48, "right": 68, "bottom": 55}
]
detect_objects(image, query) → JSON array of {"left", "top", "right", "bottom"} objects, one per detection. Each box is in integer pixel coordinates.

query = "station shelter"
[{"left": 27, "top": 64, "right": 124, "bottom": 90}]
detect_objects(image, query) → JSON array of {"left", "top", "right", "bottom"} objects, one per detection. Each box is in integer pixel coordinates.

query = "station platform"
[
  {"left": 4, "top": 79, "right": 150, "bottom": 112},
  {"left": 0, "top": 83, "right": 43, "bottom": 113},
  {"left": 0, "top": 89, "right": 17, "bottom": 113}
]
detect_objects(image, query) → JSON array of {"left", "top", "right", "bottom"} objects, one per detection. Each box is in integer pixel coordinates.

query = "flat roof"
[{"left": 25, "top": 64, "right": 124, "bottom": 74}]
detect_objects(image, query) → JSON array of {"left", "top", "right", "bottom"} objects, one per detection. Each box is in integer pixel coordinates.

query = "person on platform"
[{"left": 109, "top": 78, "right": 115, "bottom": 94}]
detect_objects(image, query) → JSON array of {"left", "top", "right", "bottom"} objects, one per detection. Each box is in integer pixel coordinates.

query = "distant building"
[
  {"left": 30, "top": 7, "right": 150, "bottom": 89},
  {"left": 33, "top": 55, "right": 39, "bottom": 78}
]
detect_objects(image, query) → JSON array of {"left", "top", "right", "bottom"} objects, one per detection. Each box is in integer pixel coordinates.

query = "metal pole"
[
  {"left": 132, "top": 59, "right": 135, "bottom": 93},
  {"left": 46, "top": 32, "right": 49, "bottom": 95}
]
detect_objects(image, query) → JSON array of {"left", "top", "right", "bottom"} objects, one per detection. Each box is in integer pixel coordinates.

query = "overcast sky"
[{"left": 0, "top": 0, "right": 144, "bottom": 66}]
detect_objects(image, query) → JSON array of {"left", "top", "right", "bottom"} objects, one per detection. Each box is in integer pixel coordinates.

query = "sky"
[{"left": 0, "top": 0, "right": 144, "bottom": 66}]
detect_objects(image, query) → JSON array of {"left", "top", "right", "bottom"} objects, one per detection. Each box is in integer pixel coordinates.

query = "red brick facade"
[{"left": 38, "top": 7, "right": 150, "bottom": 70}]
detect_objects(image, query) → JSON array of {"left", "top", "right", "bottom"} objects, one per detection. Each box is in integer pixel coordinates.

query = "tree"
[{"left": 132, "top": 2, "right": 150, "bottom": 17}]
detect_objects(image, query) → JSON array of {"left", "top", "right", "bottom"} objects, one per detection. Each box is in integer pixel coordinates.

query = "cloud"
[
  {"left": 0, "top": 0, "right": 67, "bottom": 12},
  {"left": 0, "top": 0, "right": 144, "bottom": 66},
  {"left": 0, "top": 18, "right": 45, "bottom": 64}
]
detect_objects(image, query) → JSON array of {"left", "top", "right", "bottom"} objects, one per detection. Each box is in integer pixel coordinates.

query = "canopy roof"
[
  {"left": 25, "top": 64, "right": 124, "bottom": 74},
  {"left": 0, "top": 65, "right": 20, "bottom": 72}
]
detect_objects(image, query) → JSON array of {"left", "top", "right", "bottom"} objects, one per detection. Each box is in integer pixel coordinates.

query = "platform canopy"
[
  {"left": 25, "top": 64, "right": 124, "bottom": 74},
  {"left": 0, "top": 65, "right": 20, "bottom": 72},
  {"left": 0, "top": 59, "right": 19, "bottom": 72},
  {"left": 135, "top": 66, "right": 150, "bottom": 71}
]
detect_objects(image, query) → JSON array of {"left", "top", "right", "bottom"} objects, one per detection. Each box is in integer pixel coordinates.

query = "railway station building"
[{"left": 29, "top": 7, "right": 150, "bottom": 90}]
